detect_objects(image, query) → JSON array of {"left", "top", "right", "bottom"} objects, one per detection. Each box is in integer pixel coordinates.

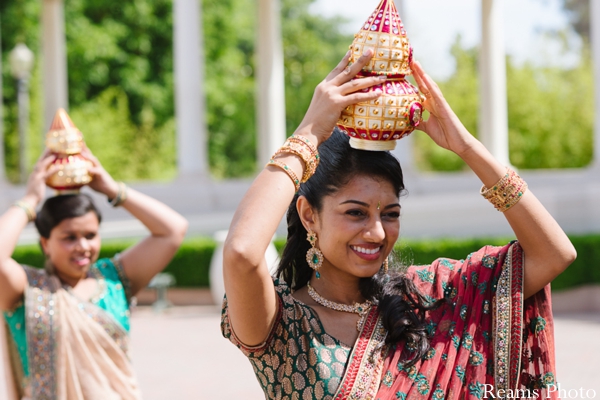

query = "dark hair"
[
  {"left": 276, "top": 129, "right": 440, "bottom": 366},
  {"left": 35, "top": 194, "right": 102, "bottom": 238}
]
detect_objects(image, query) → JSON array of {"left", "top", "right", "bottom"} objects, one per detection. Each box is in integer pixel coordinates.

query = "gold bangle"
[
  {"left": 12, "top": 200, "right": 36, "bottom": 222},
  {"left": 266, "top": 159, "right": 301, "bottom": 192},
  {"left": 480, "top": 169, "right": 528, "bottom": 212},
  {"left": 108, "top": 182, "right": 128, "bottom": 207},
  {"left": 272, "top": 136, "right": 320, "bottom": 183},
  {"left": 480, "top": 169, "right": 511, "bottom": 200}
]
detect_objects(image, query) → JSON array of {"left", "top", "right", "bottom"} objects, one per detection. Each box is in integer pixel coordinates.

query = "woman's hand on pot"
[
  {"left": 294, "top": 49, "right": 386, "bottom": 146},
  {"left": 412, "top": 60, "right": 478, "bottom": 157},
  {"left": 82, "top": 148, "right": 120, "bottom": 199},
  {"left": 23, "top": 150, "right": 58, "bottom": 207}
]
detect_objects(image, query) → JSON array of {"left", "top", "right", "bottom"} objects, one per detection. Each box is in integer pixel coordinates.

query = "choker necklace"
[{"left": 307, "top": 282, "right": 372, "bottom": 332}]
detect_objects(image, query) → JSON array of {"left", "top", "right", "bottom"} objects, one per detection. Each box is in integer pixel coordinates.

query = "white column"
[
  {"left": 592, "top": 0, "right": 600, "bottom": 168},
  {"left": 391, "top": 0, "right": 416, "bottom": 174},
  {"left": 42, "top": 0, "right": 69, "bottom": 130},
  {"left": 174, "top": 0, "right": 208, "bottom": 176},
  {"left": 256, "top": 0, "right": 286, "bottom": 166},
  {"left": 479, "top": 0, "right": 510, "bottom": 166}
]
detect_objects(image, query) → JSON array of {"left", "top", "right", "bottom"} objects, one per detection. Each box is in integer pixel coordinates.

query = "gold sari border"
[
  {"left": 493, "top": 243, "right": 525, "bottom": 395},
  {"left": 335, "top": 306, "right": 387, "bottom": 400},
  {"left": 24, "top": 267, "right": 60, "bottom": 400}
]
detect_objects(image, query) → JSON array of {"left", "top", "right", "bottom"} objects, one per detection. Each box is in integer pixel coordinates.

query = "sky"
[{"left": 310, "top": 0, "right": 582, "bottom": 79}]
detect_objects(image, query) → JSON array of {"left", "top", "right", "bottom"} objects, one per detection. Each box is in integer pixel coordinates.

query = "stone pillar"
[
  {"left": 174, "top": 0, "right": 208, "bottom": 176},
  {"left": 479, "top": 0, "right": 510, "bottom": 167},
  {"left": 256, "top": 0, "right": 286, "bottom": 166},
  {"left": 592, "top": 0, "right": 600, "bottom": 168},
  {"left": 42, "top": 0, "right": 69, "bottom": 130},
  {"left": 391, "top": 0, "right": 416, "bottom": 175}
]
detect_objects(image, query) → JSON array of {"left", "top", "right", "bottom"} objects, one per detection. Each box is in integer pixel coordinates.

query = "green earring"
[{"left": 306, "top": 230, "right": 324, "bottom": 278}]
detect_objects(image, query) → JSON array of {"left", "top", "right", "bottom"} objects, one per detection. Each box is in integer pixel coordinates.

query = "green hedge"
[{"left": 12, "top": 235, "right": 600, "bottom": 291}]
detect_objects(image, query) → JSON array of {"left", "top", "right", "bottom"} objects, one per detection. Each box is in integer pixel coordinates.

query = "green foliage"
[
  {"left": 12, "top": 234, "right": 600, "bottom": 290},
  {"left": 414, "top": 37, "right": 593, "bottom": 171},
  {"left": 70, "top": 87, "right": 177, "bottom": 181},
  {"left": 65, "top": 0, "right": 175, "bottom": 126},
  {"left": 1, "top": 1, "right": 594, "bottom": 179},
  {"left": 507, "top": 53, "right": 594, "bottom": 168},
  {"left": 202, "top": 0, "right": 257, "bottom": 178},
  {"left": 414, "top": 38, "right": 477, "bottom": 172},
  {"left": 201, "top": 0, "right": 353, "bottom": 177},
  {"left": 560, "top": 0, "right": 589, "bottom": 41},
  {"left": 281, "top": 0, "right": 352, "bottom": 136},
  {"left": 0, "top": 0, "right": 44, "bottom": 182}
]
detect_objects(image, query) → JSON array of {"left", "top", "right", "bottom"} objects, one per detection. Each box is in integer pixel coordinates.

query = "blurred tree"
[
  {"left": 560, "top": 0, "right": 589, "bottom": 41},
  {"left": 281, "top": 0, "right": 351, "bottom": 136},
  {"left": 413, "top": 37, "right": 593, "bottom": 171},
  {"left": 202, "top": 0, "right": 351, "bottom": 177},
  {"left": 65, "top": 0, "right": 174, "bottom": 126},
  {"left": 507, "top": 50, "right": 593, "bottom": 168},
  {"left": 202, "top": 0, "right": 256, "bottom": 178},
  {"left": 0, "top": 0, "right": 43, "bottom": 182},
  {"left": 413, "top": 37, "right": 477, "bottom": 172}
]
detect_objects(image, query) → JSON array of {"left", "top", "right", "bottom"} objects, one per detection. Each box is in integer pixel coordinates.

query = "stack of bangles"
[
  {"left": 12, "top": 200, "right": 36, "bottom": 223},
  {"left": 480, "top": 168, "right": 528, "bottom": 212},
  {"left": 266, "top": 135, "right": 319, "bottom": 192},
  {"left": 108, "top": 182, "right": 129, "bottom": 207}
]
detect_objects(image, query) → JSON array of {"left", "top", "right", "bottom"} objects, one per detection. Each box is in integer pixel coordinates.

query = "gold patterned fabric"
[
  {"left": 221, "top": 279, "right": 352, "bottom": 399},
  {"left": 223, "top": 242, "right": 558, "bottom": 399}
]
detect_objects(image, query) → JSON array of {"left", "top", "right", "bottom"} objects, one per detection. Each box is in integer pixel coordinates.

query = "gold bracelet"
[
  {"left": 480, "top": 169, "right": 528, "bottom": 212},
  {"left": 272, "top": 136, "right": 320, "bottom": 183},
  {"left": 266, "top": 159, "right": 301, "bottom": 192},
  {"left": 12, "top": 200, "right": 36, "bottom": 222},
  {"left": 274, "top": 145, "right": 315, "bottom": 183},
  {"left": 108, "top": 182, "right": 128, "bottom": 207}
]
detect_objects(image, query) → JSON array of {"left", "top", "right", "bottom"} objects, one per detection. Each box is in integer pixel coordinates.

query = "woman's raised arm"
[
  {"left": 412, "top": 61, "right": 577, "bottom": 299},
  {"left": 83, "top": 150, "right": 188, "bottom": 296},
  {"left": 223, "top": 50, "right": 386, "bottom": 346},
  {"left": 0, "top": 153, "right": 56, "bottom": 310}
]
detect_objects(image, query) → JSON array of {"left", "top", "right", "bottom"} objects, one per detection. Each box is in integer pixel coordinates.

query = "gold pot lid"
[
  {"left": 45, "top": 108, "right": 85, "bottom": 155},
  {"left": 348, "top": 0, "right": 413, "bottom": 77}
]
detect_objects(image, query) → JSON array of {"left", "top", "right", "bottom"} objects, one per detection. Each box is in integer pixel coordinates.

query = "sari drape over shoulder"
[
  {"left": 2, "top": 258, "right": 142, "bottom": 400},
  {"left": 222, "top": 242, "right": 558, "bottom": 400}
]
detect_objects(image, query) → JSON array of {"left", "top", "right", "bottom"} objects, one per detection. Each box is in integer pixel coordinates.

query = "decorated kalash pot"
[
  {"left": 337, "top": 0, "right": 425, "bottom": 151},
  {"left": 45, "top": 108, "right": 93, "bottom": 193}
]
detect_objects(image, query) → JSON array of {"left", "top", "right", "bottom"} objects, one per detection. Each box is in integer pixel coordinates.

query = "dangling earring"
[
  {"left": 382, "top": 258, "right": 390, "bottom": 284},
  {"left": 44, "top": 255, "right": 55, "bottom": 276},
  {"left": 383, "top": 258, "right": 389, "bottom": 275},
  {"left": 305, "top": 230, "right": 324, "bottom": 279}
]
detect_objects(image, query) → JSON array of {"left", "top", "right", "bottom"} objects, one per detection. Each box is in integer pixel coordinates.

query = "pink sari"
[{"left": 334, "top": 242, "right": 558, "bottom": 399}]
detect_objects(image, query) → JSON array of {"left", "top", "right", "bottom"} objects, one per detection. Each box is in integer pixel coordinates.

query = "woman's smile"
[{"left": 350, "top": 244, "right": 383, "bottom": 261}]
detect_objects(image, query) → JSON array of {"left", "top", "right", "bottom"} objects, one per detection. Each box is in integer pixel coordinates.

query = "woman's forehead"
[
  {"left": 328, "top": 175, "right": 399, "bottom": 203},
  {"left": 52, "top": 211, "right": 100, "bottom": 232}
]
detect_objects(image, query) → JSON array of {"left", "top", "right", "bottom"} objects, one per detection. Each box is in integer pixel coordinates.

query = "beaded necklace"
[{"left": 307, "top": 282, "right": 372, "bottom": 332}]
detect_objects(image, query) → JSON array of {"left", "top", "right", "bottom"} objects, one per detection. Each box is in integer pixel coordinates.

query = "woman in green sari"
[
  {"left": 220, "top": 50, "right": 575, "bottom": 399},
  {"left": 0, "top": 149, "right": 188, "bottom": 399}
]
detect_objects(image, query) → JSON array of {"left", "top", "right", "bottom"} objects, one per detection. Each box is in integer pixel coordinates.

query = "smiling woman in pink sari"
[
  {"left": 0, "top": 150, "right": 188, "bottom": 399},
  {"left": 220, "top": 49, "right": 575, "bottom": 400}
]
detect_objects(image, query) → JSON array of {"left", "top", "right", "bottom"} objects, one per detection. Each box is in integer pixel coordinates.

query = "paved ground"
[
  {"left": 129, "top": 306, "right": 600, "bottom": 400},
  {"left": 1, "top": 304, "right": 598, "bottom": 399}
]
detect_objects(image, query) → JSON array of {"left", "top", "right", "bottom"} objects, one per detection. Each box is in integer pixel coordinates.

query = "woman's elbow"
[
  {"left": 223, "top": 237, "right": 262, "bottom": 273},
  {"left": 560, "top": 244, "right": 577, "bottom": 272},
  {"left": 169, "top": 217, "right": 188, "bottom": 247}
]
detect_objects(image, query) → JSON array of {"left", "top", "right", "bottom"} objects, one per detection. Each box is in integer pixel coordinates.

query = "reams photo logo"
[{"left": 483, "top": 384, "right": 597, "bottom": 399}]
